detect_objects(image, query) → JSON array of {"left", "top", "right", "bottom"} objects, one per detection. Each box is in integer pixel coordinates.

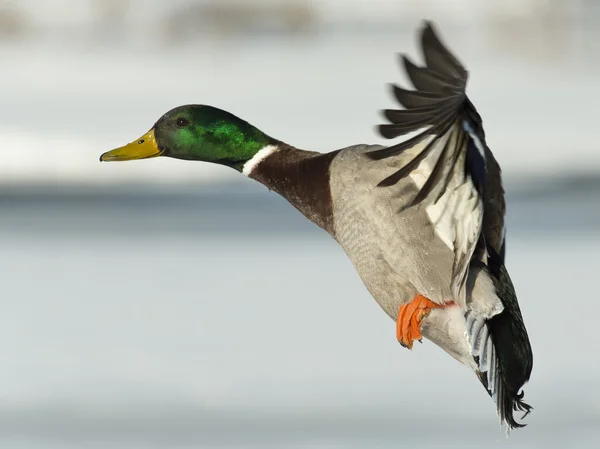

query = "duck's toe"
[{"left": 396, "top": 294, "right": 445, "bottom": 349}]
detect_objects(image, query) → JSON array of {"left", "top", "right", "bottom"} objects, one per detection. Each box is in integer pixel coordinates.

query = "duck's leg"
[{"left": 396, "top": 295, "right": 449, "bottom": 349}]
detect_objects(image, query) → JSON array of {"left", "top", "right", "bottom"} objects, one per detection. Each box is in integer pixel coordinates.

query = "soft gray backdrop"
[{"left": 1, "top": 1, "right": 599, "bottom": 448}]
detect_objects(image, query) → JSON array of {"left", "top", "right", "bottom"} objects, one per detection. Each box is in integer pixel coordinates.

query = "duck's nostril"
[{"left": 138, "top": 139, "right": 145, "bottom": 144}]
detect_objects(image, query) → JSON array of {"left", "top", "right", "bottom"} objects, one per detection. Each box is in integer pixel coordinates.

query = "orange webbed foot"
[{"left": 396, "top": 294, "right": 444, "bottom": 349}]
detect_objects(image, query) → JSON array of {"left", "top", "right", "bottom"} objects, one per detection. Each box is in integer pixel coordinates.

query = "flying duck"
[{"left": 100, "top": 21, "right": 533, "bottom": 429}]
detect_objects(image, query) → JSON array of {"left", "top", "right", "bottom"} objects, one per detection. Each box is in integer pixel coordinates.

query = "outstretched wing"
[
  {"left": 369, "top": 21, "right": 532, "bottom": 429},
  {"left": 368, "top": 22, "right": 487, "bottom": 307}
]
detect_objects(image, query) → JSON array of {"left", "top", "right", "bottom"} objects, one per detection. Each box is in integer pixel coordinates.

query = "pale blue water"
[{"left": 0, "top": 184, "right": 599, "bottom": 448}]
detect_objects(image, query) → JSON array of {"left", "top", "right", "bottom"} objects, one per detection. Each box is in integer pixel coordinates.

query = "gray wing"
[
  {"left": 368, "top": 22, "right": 485, "bottom": 307},
  {"left": 368, "top": 21, "right": 533, "bottom": 429}
]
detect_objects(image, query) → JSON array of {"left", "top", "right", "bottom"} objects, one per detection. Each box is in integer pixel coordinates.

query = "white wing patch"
[
  {"left": 410, "top": 124, "right": 484, "bottom": 305},
  {"left": 407, "top": 135, "right": 439, "bottom": 189}
]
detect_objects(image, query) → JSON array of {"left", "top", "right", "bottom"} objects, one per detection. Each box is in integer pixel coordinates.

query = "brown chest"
[{"left": 249, "top": 147, "right": 340, "bottom": 236}]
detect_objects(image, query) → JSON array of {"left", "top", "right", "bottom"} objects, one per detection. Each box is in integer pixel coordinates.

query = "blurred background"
[{"left": 1, "top": 0, "right": 599, "bottom": 448}]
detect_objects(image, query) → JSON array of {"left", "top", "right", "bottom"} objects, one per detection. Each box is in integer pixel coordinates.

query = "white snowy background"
[{"left": 0, "top": 1, "right": 599, "bottom": 448}]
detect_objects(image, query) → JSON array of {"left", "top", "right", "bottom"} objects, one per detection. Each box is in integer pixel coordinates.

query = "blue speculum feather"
[
  {"left": 463, "top": 119, "right": 487, "bottom": 198},
  {"left": 466, "top": 140, "right": 486, "bottom": 191}
]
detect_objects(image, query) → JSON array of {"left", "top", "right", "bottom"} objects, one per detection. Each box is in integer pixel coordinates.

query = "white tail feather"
[{"left": 465, "top": 310, "right": 504, "bottom": 425}]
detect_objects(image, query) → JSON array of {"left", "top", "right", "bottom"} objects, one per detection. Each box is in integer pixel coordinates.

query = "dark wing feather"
[
  {"left": 369, "top": 21, "right": 532, "bottom": 429},
  {"left": 391, "top": 85, "right": 446, "bottom": 109},
  {"left": 482, "top": 147, "right": 507, "bottom": 260},
  {"left": 368, "top": 22, "right": 471, "bottom": 205}
]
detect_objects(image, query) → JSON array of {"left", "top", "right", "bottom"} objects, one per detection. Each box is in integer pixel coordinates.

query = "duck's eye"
[{"left": 176, "top": 118, "right": 189, "bottom": 127}]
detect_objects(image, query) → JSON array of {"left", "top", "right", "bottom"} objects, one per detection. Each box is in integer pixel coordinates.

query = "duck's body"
[
  {"left": 245, "top": 141, "right": 525, "bottom": 397},
  {"left": 100, "top": 22, "right": 533, "bottom": 430}
]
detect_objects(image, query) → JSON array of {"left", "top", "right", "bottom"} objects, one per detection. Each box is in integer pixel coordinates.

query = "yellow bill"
[{"left": 100, "top": 129, "right": 162, "bottom": 162}]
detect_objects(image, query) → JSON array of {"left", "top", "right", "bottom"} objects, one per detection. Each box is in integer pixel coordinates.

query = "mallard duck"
[{"left": 100, "top": 21, "right": 533, "bottom": 429}]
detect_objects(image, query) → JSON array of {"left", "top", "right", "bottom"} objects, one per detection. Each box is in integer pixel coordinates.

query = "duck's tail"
[{"left": 467, "top": 251, "right": 533, "bottom": 430}]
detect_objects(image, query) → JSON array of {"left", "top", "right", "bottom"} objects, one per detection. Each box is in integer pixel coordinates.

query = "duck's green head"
[{"left": 100, "top": 105, "right": 276, "bottom": 171}]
